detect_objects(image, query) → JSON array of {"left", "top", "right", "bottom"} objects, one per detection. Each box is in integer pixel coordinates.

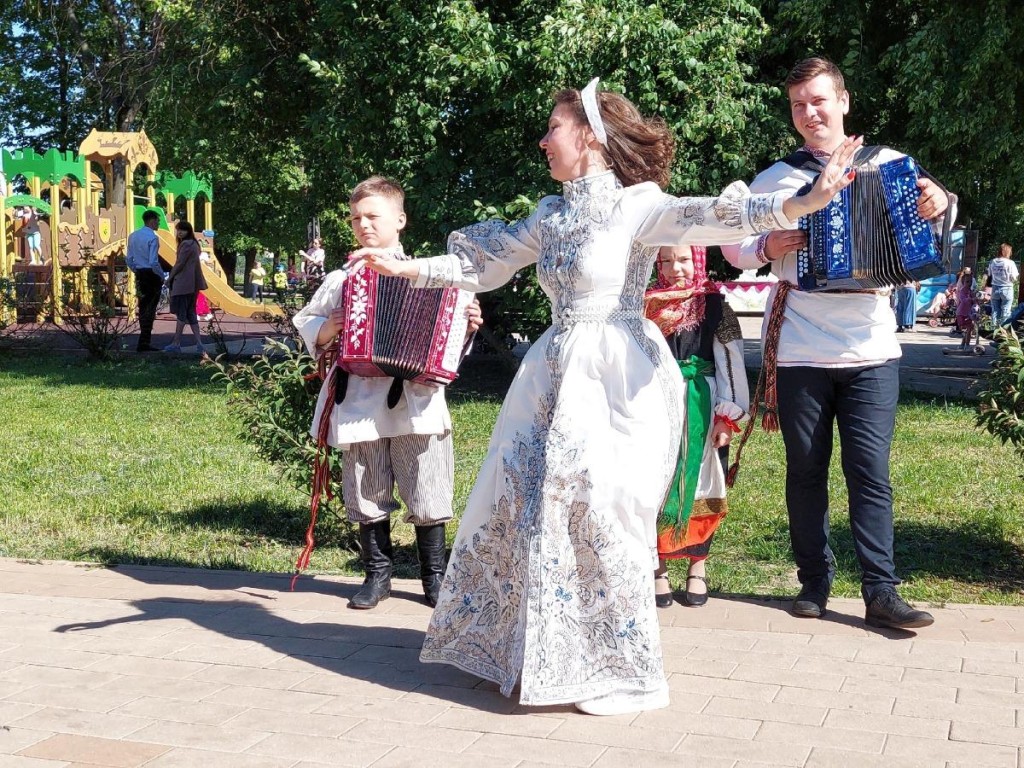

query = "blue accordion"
[{"left": 796, "top": 156, "right": 952, "bottom": 291}]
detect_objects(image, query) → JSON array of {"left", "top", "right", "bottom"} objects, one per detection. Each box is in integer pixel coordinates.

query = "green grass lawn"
[{"left": 2, "top": 352, "right": 1022, "bottom": 605}]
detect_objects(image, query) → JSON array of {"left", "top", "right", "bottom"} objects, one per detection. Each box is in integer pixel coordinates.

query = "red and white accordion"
[{"left": 338, "top": 268, "right": 473, "bottom": 386}]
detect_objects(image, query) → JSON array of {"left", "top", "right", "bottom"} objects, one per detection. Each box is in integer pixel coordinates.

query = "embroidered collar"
[
  {"left": 562, "top": 171, "right": 621, "bottom": 205},
  {"left": 381, "top": 245, "right": 408, "bottom": 261},
  {"left": 800, "top": 139, "right": 849, "bottom": 160}
]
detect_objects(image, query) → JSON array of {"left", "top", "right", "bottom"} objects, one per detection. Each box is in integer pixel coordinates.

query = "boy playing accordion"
[{"left": 294, "top": 176, "right": 481, "bottom": 609}]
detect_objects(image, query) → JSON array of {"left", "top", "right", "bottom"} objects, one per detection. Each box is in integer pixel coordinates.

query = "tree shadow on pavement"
[{"left": 51, "top": 563, "right": 522, "bottom": 713}]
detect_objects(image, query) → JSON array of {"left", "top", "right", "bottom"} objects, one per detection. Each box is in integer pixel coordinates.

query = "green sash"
[{"left": 661, "top": 356, "right": 713, "bottom": 532}]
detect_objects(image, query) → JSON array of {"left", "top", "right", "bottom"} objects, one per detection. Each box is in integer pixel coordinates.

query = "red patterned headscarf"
[{"left": 644, "top": 245, "right": 715, "bottom": 336}]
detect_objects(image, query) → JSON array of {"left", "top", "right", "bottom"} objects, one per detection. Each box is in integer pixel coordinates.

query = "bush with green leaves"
[
  {"left": 209, "top": 324, "right": 354, "bottom": 548},
  {"left": 53, "top": 304, "right": 138, "bottom": 361},
  {"left": 977, "top": 329, "right": 1024, "bottom": 463},
  {"left": 0, "top": 277, "right": 16, "bottom": 332}
]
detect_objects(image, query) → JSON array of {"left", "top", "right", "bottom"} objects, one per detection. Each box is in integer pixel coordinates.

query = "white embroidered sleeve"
[
  {"left": 712, "top": 336, "right": 750, "bottom": 422},
  {"left": 636, "top": 181, "right": 795, "bottom": 249},
  {"left": 721, "top": 161, "right": 814, "bottom": 272},
  {"left": 293, "top": 270, "right": 346, "bottom": 358},
  {"left": 412, "top": 203, "right": 546, "bottom": 293}
]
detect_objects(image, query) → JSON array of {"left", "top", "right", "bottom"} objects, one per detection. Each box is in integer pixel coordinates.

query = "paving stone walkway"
[
  {"left": 737, "top": 316, "right": 992, "bottom": 400},
  {"left": 1, "top": 558, "right": 1022, "bottom": 767}
]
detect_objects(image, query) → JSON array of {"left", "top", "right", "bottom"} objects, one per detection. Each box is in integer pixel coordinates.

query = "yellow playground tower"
[{"left": 1, "top": 129, "right": 279, "bottom": 323}]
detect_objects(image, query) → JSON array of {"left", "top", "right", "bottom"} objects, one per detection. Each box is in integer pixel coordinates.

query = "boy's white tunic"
[
  {"left": 413, "top": 171, "right": 794, "bottom": 705},
  {"left": 293, "top": 263, "right": 453, "bottom": 449}
]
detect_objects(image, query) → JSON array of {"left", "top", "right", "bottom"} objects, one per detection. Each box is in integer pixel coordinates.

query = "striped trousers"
[{"left": 342, "top": 431, "right": 454, "bottom": 526}]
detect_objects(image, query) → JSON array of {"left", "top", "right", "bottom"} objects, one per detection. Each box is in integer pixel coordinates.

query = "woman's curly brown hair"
[{"left": 553, "top": 88, "right": 675, "bottom": 190}]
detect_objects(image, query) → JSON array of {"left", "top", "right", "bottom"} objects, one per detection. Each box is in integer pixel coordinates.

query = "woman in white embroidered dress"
[{"left": 350, "top": 81, "right": 860, "bottom": 716}]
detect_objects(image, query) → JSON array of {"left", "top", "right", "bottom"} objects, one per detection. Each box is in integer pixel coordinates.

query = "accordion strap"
[
  {"left": 781, "top": 149, "right": 826, "bottom": 174},
  {"left": 726, "top": 281, "right": 791, "bottom": 487},
  {"left": 291, "top": 349, "right": 341, "bottom": 590},
  {"left": 913, "top": 165, "right": 959, "bottom": 269},
  {"left": 782, "top": 144, "right": 887, "bottom": 173}
]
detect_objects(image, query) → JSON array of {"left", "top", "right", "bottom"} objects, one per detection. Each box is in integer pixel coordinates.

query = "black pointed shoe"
[
  {"left": 654, "top": 574, "right": 674, "bottom": 608},
  {"left": 349, "top": 520, "right": 393, "bottom": 610},
  {"left": 865, "top": 590, "right": 934, "bottom": 629}
]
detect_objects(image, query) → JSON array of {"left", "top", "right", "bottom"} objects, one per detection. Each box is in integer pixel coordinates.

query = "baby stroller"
[
  {"left": 927, "top": 295, "right": 957, "bottom": 328},
  {"left": 157, "top": 281, "right": 170, "bottom": 314}
]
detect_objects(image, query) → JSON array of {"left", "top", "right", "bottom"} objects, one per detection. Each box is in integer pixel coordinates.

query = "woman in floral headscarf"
[{"left": 645, "top": 245, "right": 749, "bottom": 608}]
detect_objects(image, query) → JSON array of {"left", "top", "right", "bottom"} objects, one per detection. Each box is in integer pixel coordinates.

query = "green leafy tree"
[
  {"left": 0, "top": 2, "right": 91, "bottom": 151},
  {"left": 141, "top": 0, "right": 322, "bottom": 277},
  {"left": 299, "top": 0, "right": 784, "bottom": 335}
]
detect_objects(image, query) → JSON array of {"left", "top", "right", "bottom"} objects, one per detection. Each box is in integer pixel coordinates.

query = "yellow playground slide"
[{"left": 156, "top": 229, "right": 282, "bottom": 318}]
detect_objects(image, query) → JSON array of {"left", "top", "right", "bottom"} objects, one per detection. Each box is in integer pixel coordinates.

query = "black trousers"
[
  {"left": 135, "top": 270, "right": 164, "bottom": 348},
  {"left": 776, "top": 360, "right": 901, "bottom": 604}
]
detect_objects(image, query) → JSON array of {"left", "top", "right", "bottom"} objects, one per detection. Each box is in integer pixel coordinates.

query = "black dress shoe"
[
  {"left": 792, "top": 581, "right": 829, "bottom": 618},
  {"left": 683, "top": 574, "right": 708, "bottom": 607},
  {"left": 865, "top": 590, "right": 934, "bottom": 629}
]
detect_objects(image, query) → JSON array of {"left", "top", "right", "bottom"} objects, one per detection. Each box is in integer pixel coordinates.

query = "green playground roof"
[
  {"left": 3, "top": 194, "right": 53, "bottom": 214},
  {"left": 155, "top": 170, "right": 213, "bottom": 201},
  {"left": 3, "top": 147, "right": 86, "bottom": 185}
]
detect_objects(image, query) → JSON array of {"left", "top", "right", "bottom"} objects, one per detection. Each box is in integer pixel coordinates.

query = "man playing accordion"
[{"left": 722, "top": 57, "right": 951, "bottom": 630}]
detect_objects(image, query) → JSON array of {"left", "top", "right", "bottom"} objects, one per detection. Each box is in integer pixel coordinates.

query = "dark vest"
[{"left": 665, "top": 293, "right": 724, "bottom": 363}]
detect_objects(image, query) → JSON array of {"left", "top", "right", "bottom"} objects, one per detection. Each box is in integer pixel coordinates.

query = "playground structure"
[{"left": 1, "top": 130, "right": 280, "bottom": 324}]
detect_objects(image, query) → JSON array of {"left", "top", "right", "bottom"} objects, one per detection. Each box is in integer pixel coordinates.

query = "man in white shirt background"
[
  {"left": 125, "top": 210, "right": 165, "bottom": 352},
  {"left": 987, "top": 243, "right": 1019, "bottom": 330}
]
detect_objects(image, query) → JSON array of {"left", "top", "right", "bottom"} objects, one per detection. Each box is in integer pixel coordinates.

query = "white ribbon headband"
[{"left": 581, "top": 77, "right": 608, "bottom": 146}]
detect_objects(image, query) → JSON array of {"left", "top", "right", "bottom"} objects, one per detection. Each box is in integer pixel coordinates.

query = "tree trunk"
[
  {"left": 216, "top": 249, "right": 237, "bottom": 288},
  {"left": 242, "top": 248, "right": 257, "bottom": 297},
  {"left": 111, "top": 157, "right": 128, "bottom": 209}
]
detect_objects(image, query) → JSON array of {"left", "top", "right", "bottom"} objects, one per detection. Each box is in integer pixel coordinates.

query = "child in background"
[
  {"left": 18, "top": 207, "right": 43, "bottom": 265},
  {"left": 644, "top": 245, "right": 749, "bottom": 608},
  {"left": 955, "top": 268, "right": 979, "bottom": 350},
  {"left": 195, "top": 292, "right": 213, "bottom": 322},
  {"left": 273, "top": 264, "right": 288, "bottom": 301},
  {"left": 250, "top": 260, "right": 267, "bottom": 303}
]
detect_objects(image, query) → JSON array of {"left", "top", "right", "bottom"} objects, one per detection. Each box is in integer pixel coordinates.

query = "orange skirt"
[{"left": 658, "top": 498, "right": 726, "bottom": 560}]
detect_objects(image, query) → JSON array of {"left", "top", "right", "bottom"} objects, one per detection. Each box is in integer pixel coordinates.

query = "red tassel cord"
[
  {"left": 726, "top": 282, "right": 791, "bottom": 488},
  {"left": 290, "top": 341, "right": 339, "bottom": 591}
]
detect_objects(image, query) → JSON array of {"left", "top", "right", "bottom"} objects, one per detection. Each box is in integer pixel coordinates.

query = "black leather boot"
[
  {"left": 415, "top": 523, "right": 447, "bottom": 608},
  {"left": 349, "top": 520, "right": 393, "bottom": 609}
]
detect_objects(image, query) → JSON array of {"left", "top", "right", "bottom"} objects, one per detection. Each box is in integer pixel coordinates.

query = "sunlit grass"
[
  {"left": 0, "top": 354, "right": 504, "bottom": 579},
  {"left": 697, "top": 394, "right": 1024, "bottom": 605},
  {"left": 2, "top": 353, "right": 1022, "bottom": 604}
]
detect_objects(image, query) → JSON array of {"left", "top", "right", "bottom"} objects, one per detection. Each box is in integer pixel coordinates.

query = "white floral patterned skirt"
[{"left": 420, "top": 319, "right": 682, "bottom": 706}]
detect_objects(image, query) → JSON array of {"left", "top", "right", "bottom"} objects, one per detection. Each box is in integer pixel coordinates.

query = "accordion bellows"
[
  {"left": 339, "top": 269, "right": 473, "bottom": 386},
  {"left": 797, "top": 156, "right": 947, "bottom": 291}
]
